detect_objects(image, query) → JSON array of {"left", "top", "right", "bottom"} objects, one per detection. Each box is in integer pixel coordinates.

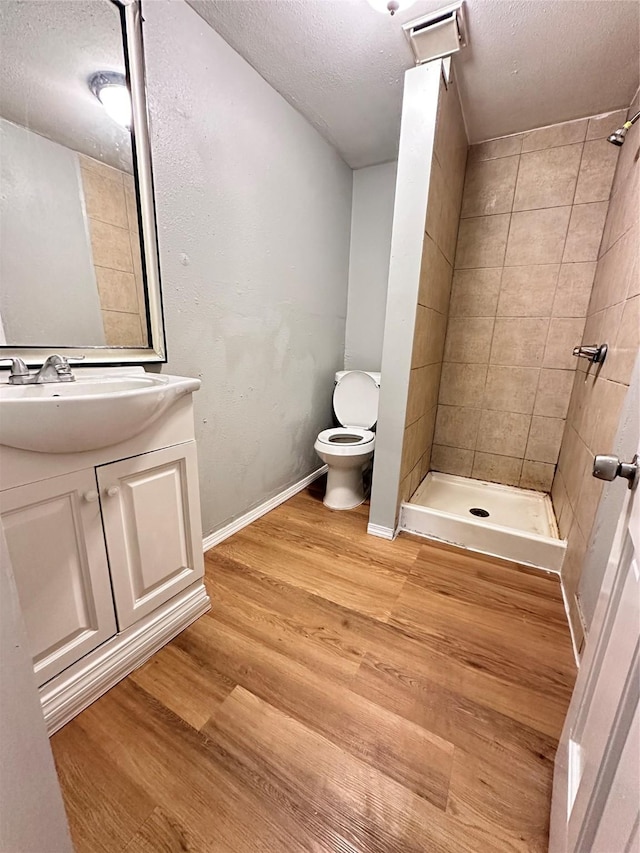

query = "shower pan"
[{"left": 400, "top": 472, "right": 566, "bottom": 572}]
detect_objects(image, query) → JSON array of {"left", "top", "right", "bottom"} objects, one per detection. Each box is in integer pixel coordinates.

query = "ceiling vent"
[{"left": 403, "top": 2, "right": 468, "bottom": 65}]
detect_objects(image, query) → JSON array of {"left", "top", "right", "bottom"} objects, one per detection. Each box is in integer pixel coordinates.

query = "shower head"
[
  {"left": 607, "top": 110, "right": 640, "bottom": 146},
  {"left": 607, "top": 127, "right": 627, "bottom": 146}
]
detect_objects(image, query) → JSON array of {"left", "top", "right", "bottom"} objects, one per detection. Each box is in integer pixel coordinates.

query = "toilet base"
[{"left": 323, "top": 465, "right": 366, "bottom": 511}]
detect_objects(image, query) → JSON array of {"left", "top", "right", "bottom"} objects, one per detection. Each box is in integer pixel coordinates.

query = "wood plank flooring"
[{"left": 51, "top": 481, "right": 577, "bottom": 852}]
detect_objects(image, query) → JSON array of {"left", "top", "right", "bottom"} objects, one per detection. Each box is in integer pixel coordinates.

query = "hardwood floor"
[{"left": 51, "top": 482, "right": 576, "bottom": 852}]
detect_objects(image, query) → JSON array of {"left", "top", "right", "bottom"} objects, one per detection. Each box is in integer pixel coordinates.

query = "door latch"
[{"left": 592, "top": 454, "right": 639, "bottom": 490}]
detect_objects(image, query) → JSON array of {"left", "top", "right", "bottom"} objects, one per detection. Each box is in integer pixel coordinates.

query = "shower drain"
[{"left": 469, "top": 507, "right": 490, "bottom": 518}]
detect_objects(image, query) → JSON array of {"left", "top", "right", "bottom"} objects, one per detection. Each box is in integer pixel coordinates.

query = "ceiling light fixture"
[
  {"left": 367, "top": 0, "right": 416, "bottom": 17},
  {"left": 89, "top": 71, "right": 131, "bottom": 129}
]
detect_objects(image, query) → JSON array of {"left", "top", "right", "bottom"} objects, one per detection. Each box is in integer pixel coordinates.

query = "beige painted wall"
[
  {"left": 431, "top": 110, "right": 624, "bottom": 492},
  {"left": 398, "top": 71, "right": 467, "bottom": 503},
  {"left": 551, "top": 94, "right": 639, "bottom": 647},
  {"left": 80, "top": 154, "right": 148, "bottom": 348}
]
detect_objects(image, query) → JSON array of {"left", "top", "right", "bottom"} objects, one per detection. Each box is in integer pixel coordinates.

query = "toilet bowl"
[{"left": 315, "top": 371, "right": 380, "bottom": 510}]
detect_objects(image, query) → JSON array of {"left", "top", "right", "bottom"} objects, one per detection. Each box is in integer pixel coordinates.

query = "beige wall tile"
[
  {"left": 566, "top": 372, "right": 596, "bottom": 448},
  {"left": 543, "top": 317, "right": 586, "bottom": 369},
  {"left": 448, "top": 268, "right": 502, "bottom": 317},
  {"left": 521, "top": 118, "right": 588, "bottom": 152},
  {"left": 574, "top": 139, "right": 619, "bottom": 204},
  {"left": 586, "top": 110, "right": 628, "bottom": 140},
  {"left": 472, "top": 452, "right": 522, "bottom": 487},
  {"left": 81, "top": 165, "right": 128, "bottom": 229},
  {"left": 589, "top": 378, "right": 630, "bottom": 456},
  {"left": 606, "top": 295, "right": 639, "bottom": 385},
  {"left": 552, "top": 263, "right": 596, "bottom": 317},
  {"left": 597, "top": 302, "right": 625, "bottom": 376},
  {"left": 526, "top": 416, "right": 565, "bottom": 463},
  {"left": 406, "top": 367, "right": 427, "bottom": 427},
  {"left": 483, "top": 365, "right": 539, "bottom": 413},
  {"left": 123, "top": 176, "right": 138, "bottom": 231},
  {"left": 455, "top": 214, "right": 510, "bottom": 269},
  {"left": 461, "top": 155, "right": 519, "bottom": 218},
  {"left": 411, "top": 307, "right": 447, "bottom": 368},
  {"left": 434, "top": 405, "right": 481, "bottom": 450},
  {"left": 534, "top": 368, "right": 575, "bottom": 418},
  {"left": 79, "top": 153, "right": 126, "bottom": 181},
  {"left": 407, "top": 461, "right": 423, "bottom": 501},
  {"left": 552, "top": 471, "right": 574, "bottom": 539},
  {"left": 513, "top": 144, "right": 582, "bottom": 211},
  {"left": 587, "top": 229, "right": 635, "bottom": 313},
  {"left": 505, "top": 207, "right": 571, "bottom": 265},
  {"left": 89, "top": 220, "right": 133, "bottom": 272},
  {"left": 476, "top": 410, "right": 531, "bottom": 457},
  {"left": 398, "top": 471, "right": 412, "bottom": 506},
  {"left": 433, "top": 74, "right": 468, "bottom": 204},
  {"left": 468, "top": 135, "right": 523, "bottom": 162},
  {"left": 426, "top": 157, "right": 463, "bottom": 265},
  {"left": 102, "top": 310, "right": 144, "bottom": 347},
  {"left": 438, "top": 362, "right": 487, "bottom": 408},
  {"left": 444, "top": 317, "right": 494, "bottom": 363},
  {"left": 418, "top": 234, "right": 453, "bottom": 313},
  {"left": 557, "top": 425, "right": 589, "bottom": 509},
  {"left": 401, "top": 417, "right": 422, "bottom": 478},
  {"left": 490, "top": 317, "right": 549, "bottom": 366},
  {"left": 95, "top": 267, "right": 139, "bottom": 314},
  {"left": 520, "top": 461, "right": 555, "bottom": 492},
  {"left": 562, "top": 201, "right": 608, "bottom": 262},
  {"left": 497, "top": 265, "right": 559, "bottom": 317},
  {"left": 602, "top": 175, "right": 639, "bottom": 257},
  {"left": 561, "top": 519, "right": 587, "bottom": 647},
  {"left": 431, "top": 445, "right": 474, "bottom": 477},
  {"left": 406, "top": 364, "right": 441, "bottom": 426},
  {"left": 574, "top": 465, "right": 604, "bottom": 542},
  {"left": 550, "top": 467, "right": 566, "bottom": 517}
]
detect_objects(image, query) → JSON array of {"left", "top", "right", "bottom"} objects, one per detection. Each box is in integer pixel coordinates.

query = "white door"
[
  {"left": 0, "top": 469, "right": 117, "bottom": 686},
  {"left": 549, "top": 441, "right": 640, "bottom": 852},
  {"left": 97, "top": 441, "right": 204, "bottom": 630}
]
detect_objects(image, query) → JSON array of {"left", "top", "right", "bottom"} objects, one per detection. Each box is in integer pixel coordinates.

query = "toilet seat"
[
  {"left": 333, "top": 371, "right": 379, "bottom": 430},
  {"left": 316, "top": 427, "right": 375, "bottom": 451}
]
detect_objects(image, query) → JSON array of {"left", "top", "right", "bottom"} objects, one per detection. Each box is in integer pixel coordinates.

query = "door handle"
[
  {"left": 592, "top": 454, "right": 639, "bottom": 490},
  {"left": 83, "top": 490, "right": 99, "bottom": 502},
  {"left": 106, "top": 486, "right": 120, "bottom": 497}
]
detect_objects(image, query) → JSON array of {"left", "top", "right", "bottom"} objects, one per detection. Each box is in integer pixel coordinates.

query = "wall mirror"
[{"left": 0, "top": 0, "right": 166, "bottom": 364}]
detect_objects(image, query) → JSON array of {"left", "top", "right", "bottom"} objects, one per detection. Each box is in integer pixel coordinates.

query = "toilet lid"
[{"left": 333, "top": 371, "right": 379, "bottom": 429}]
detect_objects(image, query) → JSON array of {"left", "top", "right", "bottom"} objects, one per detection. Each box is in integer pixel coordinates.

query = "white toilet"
[{"left": 314, "top": 370, "right": 381, "bottom": 510}]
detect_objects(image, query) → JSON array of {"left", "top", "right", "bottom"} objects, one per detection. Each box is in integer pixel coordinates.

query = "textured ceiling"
[
  {"left": 187, "top": 0, "right": 640, "bottom": 168},
  {"left": 0, "top": 0, "right": 132, "bottom": 172}
]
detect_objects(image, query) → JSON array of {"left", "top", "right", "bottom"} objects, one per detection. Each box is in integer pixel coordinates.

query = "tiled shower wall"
[
  {"left": 551, "top": 94, "right": 639, "bottom": 646},
  {"left": 80, "top": 154, "right": 148, "bottom": 347},
  {"left": 398, "top": 71, "right": 468, "bottom": 502},
  {"left": 430, "top": 110, "right": 624, "bottom": 492}
]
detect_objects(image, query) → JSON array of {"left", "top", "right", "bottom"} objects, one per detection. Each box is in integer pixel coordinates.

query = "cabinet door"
[
  {"left": 97, "top": 442, "right": 204, "bottom": 630},
  {"left": 0, "top": 469, "right": 117, "bottom": 687}
]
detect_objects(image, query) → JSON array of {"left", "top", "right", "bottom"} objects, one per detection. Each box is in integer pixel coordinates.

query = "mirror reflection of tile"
[{"left": 79, "top": 154, "right": 148, "bottom": 348}]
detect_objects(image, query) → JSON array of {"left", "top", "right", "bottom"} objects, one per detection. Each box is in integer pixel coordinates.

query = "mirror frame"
[{"left": 1, "top": 0, "right": 167, "bottom": 366}]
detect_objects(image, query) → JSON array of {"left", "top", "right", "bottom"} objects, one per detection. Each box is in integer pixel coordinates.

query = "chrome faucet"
[{"left": 0, "top": 354, "right": 84, "bottom": 385}]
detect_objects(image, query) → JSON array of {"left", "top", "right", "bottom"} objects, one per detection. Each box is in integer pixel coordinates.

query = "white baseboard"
[
  {"left": 202, "top": 465, "right": 328, "bottom": 551},
  {"left": 40, "top": 583, "right": 210, "bottom": 735},
  {"left": 367, "top": 522, "right": 395, "bottom": 540}
]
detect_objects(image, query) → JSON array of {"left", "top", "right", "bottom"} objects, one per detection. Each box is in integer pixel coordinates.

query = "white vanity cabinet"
[
  {"left": 0, "top": 468, "right": 118, "bottom": 687},
  {"left": 0, "top": 375, "right": 210, "bottom": 733},
  {"left": 97, "top": 442, "right": 203, "bottom": 630}
]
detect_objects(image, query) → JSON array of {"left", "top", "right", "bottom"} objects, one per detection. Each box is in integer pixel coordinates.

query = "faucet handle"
[{"left": 0, "top": 357, "right": 29, "bottom": 376}]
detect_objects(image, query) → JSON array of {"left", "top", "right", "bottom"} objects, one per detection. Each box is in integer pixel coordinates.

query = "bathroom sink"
[{"left": 0, "top": 373, "right": 200, "bottom": 453}]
